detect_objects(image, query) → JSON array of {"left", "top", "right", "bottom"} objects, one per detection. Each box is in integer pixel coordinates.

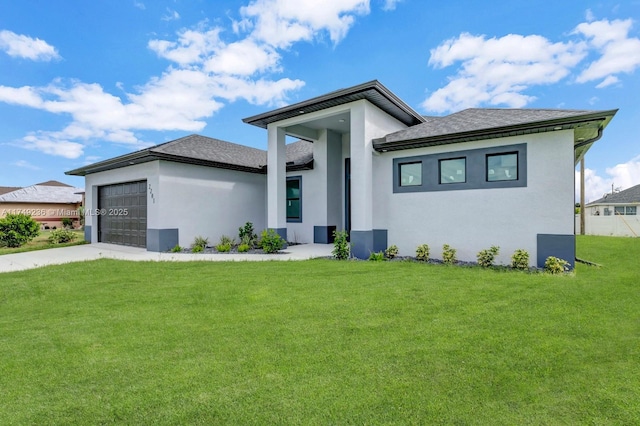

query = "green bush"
[
  {"left": 238, "top": 222, "right": 257, "bottom": 247},
  {"left": 191, "top": 245, "right": 204, "bottom": 253},
  {"left": 0, "top": 213, "right": 40, "bottom": 248},
  {"left": 385, "top": 244, "right": 399, "bottom": 259},
  {"left": 238, "top": 243, "right": 250, "bottom": 253},
  {"left": 47, "top": 229, "right": 77, "bottom": 244},
  {"left": 170, "top": 244, "right": 183, "bottom": 253},
  {"left": 368, "top": 251, "right": 385, "bottom": 261},
  {"left": 61, "top": 217, "right": 74, "bottom": 229},
  {"left": 544, "top": 256, "right": 570, "bottom": 274},
  {"left": 332, "top": 230, "right": 350, "bottom": 260},
  {"left": 192, "top": 236, "right": 209, "bottom": 251},
  {"left": 260, "top": 229, "right": 284, "bottom": 254},
  {"left": 216, "top": 243, "right": 231, "bottom": 252},
  {"left": 442, "top": 244, "right": 457, "bottom": 265},
  {"left": 218, "top": 235, "right": 235, "bottom": 246},
  {"left": 416, "top": 244, "right": 430, "bottom": 261},
  {"left": 511, "top": 249, "right": 530, "bottom": 270},
  {"left": 477, "top": 245, "right": 500, "bottom": 268}
]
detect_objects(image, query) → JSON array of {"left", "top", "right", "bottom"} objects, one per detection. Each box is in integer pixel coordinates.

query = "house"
[
  {"left": 580, "top": 184, "right": 640, "bottom": 237},
  {"left": 67, "top": 81, "right": 617, "bottom": 268},
  {"left": 0, "top": 180, "right": 84, "bottom": 229}
]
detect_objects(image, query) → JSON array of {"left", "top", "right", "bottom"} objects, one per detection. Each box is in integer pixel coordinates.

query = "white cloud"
[
  {"left": 0, "top": 30, "right": 60, "bottom": 61},
  {"left": 423, "top": 33, "right": 586, "bottom": 112},
  {"left": 381, "top": 0, "right": 402, "bottom": 11},
  {"left": 21, "top": 134, "right": 85, "bottom": 159},
  {"left": 574, "top": 18, "right": 640, "bottom": 86},
  {"left": 162, "top": 8, "right": 180, "bottom": 22},
  {"left": 134, "top": 1, "right": 145, "bottom": 10},
  {"left": 576, "top": 155, "right": 640, "bottom": 203},
  {"left": 12, "top": 160, "right": 40, "bottom": 170},
  {"left": 423, "top": 16, "right": 640, "bottom": 113}
]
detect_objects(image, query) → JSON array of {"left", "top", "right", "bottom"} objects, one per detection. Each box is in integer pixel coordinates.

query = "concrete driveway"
[{"left": 0, "top": 243, "right": 333, "bottom": 274}]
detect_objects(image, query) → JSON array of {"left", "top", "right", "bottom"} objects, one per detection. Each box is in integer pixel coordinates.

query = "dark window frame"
[
  {"left": 399, "top": 161, "right": 423, "bottom": 187},
  {"left": 439, "top": 157, "right": 467, "bottom": 184},
  {"left": 486, "top": 152, "right": 519, "bottom": 182}
]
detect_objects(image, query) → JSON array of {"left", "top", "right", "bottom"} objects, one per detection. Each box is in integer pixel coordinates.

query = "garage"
[{"left": 98, "top": 180, "right": 147, "bottom": 248}]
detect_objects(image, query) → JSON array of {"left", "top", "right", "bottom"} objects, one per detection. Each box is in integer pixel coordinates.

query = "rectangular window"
[
  {"left": 487, "top": 153, "right": 518, "bottom": 182},
  {"left": 286, "top": 176, "right": 302, "bottom": 222},
  {"left": 439, "top": 158, "right": 466, "bottom": 184},
  {"left": 399, "top": 162, "right": 422, "bottom": 186},
  {"left": 614, "top": 206, "right": 625, "bottom": 215},
  {"left": 604, "top": 207, "right": 611, "bottom": 216},
  {"left": 627, "top": 206, "right": 637, "bottom": 215}
]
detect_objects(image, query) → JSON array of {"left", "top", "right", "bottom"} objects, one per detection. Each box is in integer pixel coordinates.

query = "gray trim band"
[
  {"left": 84, "top": 225, "right": 91, "bottom": 243},
  {"left": 147, "top": 228, "right": 179, "bottom": 252},
  {"left": 393, "top": 143, "right": 527, "bottom": 193},
  {"left": 537, "top": 234, "right": 575, "bottom": 270},
  {"left": 314, "top": 226, "right": 336, "bottom": 244}
]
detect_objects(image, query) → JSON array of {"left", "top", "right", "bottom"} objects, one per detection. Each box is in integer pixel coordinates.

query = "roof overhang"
[
  {"left": 242, "top": 80, "right": 426, "bottom": 129},
  {"left": 373, "top": 109, "right": 618, "bottom": 164}
]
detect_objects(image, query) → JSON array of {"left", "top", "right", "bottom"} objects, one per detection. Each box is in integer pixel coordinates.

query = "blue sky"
[{"left": 1, "top": 0, "right": 639, "bottom": 202}]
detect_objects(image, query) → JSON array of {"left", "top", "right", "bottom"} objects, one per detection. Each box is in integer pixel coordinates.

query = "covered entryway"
[{"left": 98, "top": 180, "right": 147, "bottom": 248}]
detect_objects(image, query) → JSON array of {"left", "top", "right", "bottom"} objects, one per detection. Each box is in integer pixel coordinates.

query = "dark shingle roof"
[
  {"left": 0, "top": 186, "right": 21, "bottom": 196},
  {"left": 374, "top": 108, "right": 618, "bottom": 154},
  {"left": 587, "top": 183, "right": 640, "bottom": 205},
  {"left": 66, "top": 134, "right": 313, "bottom": 176},
  {"left": 34, "top": 180, "right": 74, "bottom": 187}
]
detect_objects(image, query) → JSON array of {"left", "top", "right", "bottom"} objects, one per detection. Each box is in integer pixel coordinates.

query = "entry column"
[{"left": 267, "top": 124, "right": 287, "bottom": 242}]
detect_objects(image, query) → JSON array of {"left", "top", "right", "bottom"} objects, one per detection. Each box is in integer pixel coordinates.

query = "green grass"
[
  {"left": 0, "top": 236, "right": 638, "bottom": 424},
  {"left": 0, "top": 229, "right": 86, "bottom": 255}
]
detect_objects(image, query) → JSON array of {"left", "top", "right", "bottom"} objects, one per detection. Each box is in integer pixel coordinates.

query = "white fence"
[{"left": 576, "top": 214, "right": 640, "bottom": 237}]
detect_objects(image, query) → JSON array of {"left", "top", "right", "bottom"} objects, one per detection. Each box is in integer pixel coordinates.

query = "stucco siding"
[
  {"left": 373, "top": 130, "right": 576, "bottom": 266},
  {"left": 158, "top": 161, "right": 266, "bottom": 247}
]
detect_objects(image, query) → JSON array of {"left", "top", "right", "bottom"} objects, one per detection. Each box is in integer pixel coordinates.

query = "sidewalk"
[{"left": 0, "top": 243, "right": 334, "bottom": 274}]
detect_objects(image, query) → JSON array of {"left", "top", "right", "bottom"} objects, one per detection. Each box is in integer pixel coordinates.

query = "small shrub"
[
  {"left": 47, "top": 229, "right": 77, "bottom": 244},
  {"left": 0, "top": 213, "right": 40, "bottom": 248},
  {"left": 385, "top": 244, "right": 399, "bottom": 259},
  {"left": 442, "top": 244, "right": 457, "bottom": 265},
  {"left": 216, "top": 243, "right": 232, "bottom": 252},
  {"left": 260, "top": 229, "right": 284, "bottom": 254},
  {"left": 219, "top": 235, "right": 235, "bottom": 246},
  {"left": 477, "top": 245, "right": 500, "bottom": 268},
  {"left": 191, "top": 245, "right": 204, "bottom": 253},
  {"left": 368, "top": 251, "right": 385, "bottom": 261},
  {"left": 238, "top": 222, "right": 257, "bottom": 247},
  {"left": 170, "top": 244, "right": 183, "bottom": 253},
  {"left": 544, "top": 256, "right": 570, "bottom": 274},
  {"left": 416, "top": 244, "right": 430, "bottom": 261},
  {"left": 238, "top": 243, "right": 250, "bottom": 253},
  {"left": 61, "top": 217, "right": 74, "bottom": 229},
  {"left": 332, "top": 230, "right": 350, "bottom": 260},
  {"left": 511, "top": 249, "right": 530, "bottom": 270},
  {"left": 192, "top": 236, "right": 209, "bottom": 250}
]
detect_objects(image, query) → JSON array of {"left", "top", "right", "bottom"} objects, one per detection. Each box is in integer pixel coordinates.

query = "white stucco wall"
[
  {"left": 157, "top": 161, "right": 266, "bottom": 247},
  {"left": 373, "top": 130, "right": 576, "bottom": 266},
  {"left": 84, "top": 161, "right": 160, "bottom": 244}
]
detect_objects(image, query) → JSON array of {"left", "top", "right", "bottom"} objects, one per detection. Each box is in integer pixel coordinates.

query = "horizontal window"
[
  {"left": 487, "top": 152, "right": 518, "bottom": 182},
  {"left": 392, "top": 143, "right": 527, "bottom": 193},
  {"left": 615, "top": 206, "right": 637, "bottom": 215},
  {"left": 399, "top": 162, "right": 422, "bottom": 187},
  {"left": 440, "top": 158, "right": 466, "bottom": 184}
]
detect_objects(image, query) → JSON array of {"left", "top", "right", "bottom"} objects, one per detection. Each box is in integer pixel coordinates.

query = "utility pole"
[{"left": 580, "top": 158, "right": 585, "bottom": 235}]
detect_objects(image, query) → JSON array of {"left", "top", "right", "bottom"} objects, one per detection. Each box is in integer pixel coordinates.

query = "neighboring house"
[
  {"left": 67, "top": 80, "right": 617, "bottom": 268},
  {"left": 580, "top": 184, "right": 640, "bottom": 237},
  {"left": 0, "top": 180, "right": 84, "bottom": 229}
]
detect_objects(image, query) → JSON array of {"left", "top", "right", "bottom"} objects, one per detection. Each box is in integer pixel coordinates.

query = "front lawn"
[
  {"left": 0, "top": 229, "right": 85, "bottom": 255},
  {"left": 0, "top": 236, "right": 638, "bottom": 424}
]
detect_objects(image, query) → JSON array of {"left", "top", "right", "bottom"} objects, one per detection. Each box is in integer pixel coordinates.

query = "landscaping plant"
[
  {"left": 238, "top": 222, "right": 257, "bottom": 247},
  {"left": 191, "top": 236, "right": 209, "bottom": 251},
  {"left": 477, "top": 245, "right": 500, "bottom": 268},
  {"left": 260, "top": 229, "right": 284, "bottom": 254},
  {"left": 416, "top": 244, "right": 430, "bottom": 261},
  {"left": 544, "top": 256, "right": 570, "bottom": 274},
  {"left": 368, "top": 251, "right": 385, "bottom": 261},
  {"left": 442, "top": 244, "right": 457, "bottom": 265},
  {"left": 332, "top": 230, "right": 350, "bottom": 260},
  {"left": 47, "top": 229, "right": 77, "bottom": 244},
  {"left": 384, "top": 244, "right": 399, "bottom": 259},
  {"left": 0, "top": 213, "right": 40, "bottom": 248},
  {"left": 511, "top": 249, "right": 530, "bottom": 270}
]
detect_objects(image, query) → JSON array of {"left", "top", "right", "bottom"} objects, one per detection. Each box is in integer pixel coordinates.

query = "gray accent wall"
[
  {"left": 537, "top": 234, "right": 575, "bottom": 269},
  {"left": 270, "top": 228, "right": 288, "bottom": 248},
  {"left": 84, "top": 225, "right": 91, "bottom": 243},
  {"left": 350, "top": 229, "right": 388, "bottom": 259},
  {"left": 147, "top": 228, "right": 179, "bottom": 252},
  {"left": 393, "top": 143, "right": 527, "bottom": 193},
  {"left": 314, "top": 226, "right": 336, "bottom": 244},
  {"left": 373, "top": 229, "right": 388, "bottom": 253}
]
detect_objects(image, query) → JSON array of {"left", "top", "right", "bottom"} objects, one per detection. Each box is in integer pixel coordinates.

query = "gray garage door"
[{"left": 98, "top": 180, "right": 147, "bottom": 248}]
